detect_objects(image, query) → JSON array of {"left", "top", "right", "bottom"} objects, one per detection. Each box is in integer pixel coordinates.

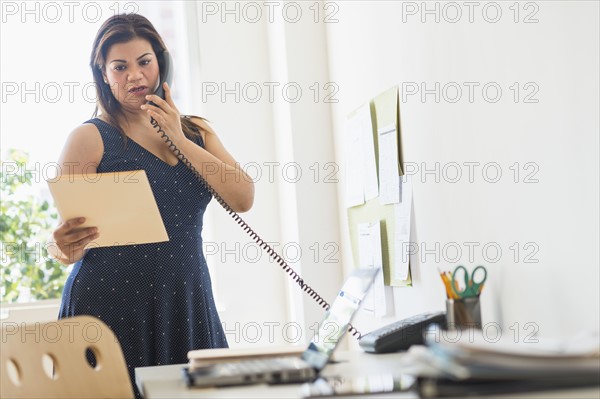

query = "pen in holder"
[
  {"left": 446, "top": 297, "right": 481, "bottom": 330},
  {"left": 438, "top": 265, "right": 487, "bottom": 330}
]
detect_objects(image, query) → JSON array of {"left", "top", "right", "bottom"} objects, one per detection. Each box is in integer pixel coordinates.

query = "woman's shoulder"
[
  {"left": 183, "top": 114, "right": 213, "bottom": 145},
  {"left": 64, "top": 119, "right": 103, "bottom": 146},
  {"left": 83, "top": 116, "right": 114, "bottom": 132},
  {"left": 185, "top": 115, "right": 214, "bottom": 133},
  {"left": 58, "top": 120, "right": 104, "bottom": 171},
  {"left": 68, "top": 119, "right": 103, "bottom": 142},
  {"left": 76, "top": 116, "right": 125, "bottom": 146}
]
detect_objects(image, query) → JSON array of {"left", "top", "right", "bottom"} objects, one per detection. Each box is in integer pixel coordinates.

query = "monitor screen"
[{"left": 301, "top": 268, "right": 377, "bottom": 370}]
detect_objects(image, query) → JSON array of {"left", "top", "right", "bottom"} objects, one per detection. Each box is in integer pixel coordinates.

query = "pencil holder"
[{"left": 446, "top": 297, "right": 481, "bottom": 330}]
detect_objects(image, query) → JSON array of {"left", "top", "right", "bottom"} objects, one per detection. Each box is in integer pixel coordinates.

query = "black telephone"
[
  {"left": 148, "top": 50, "right": 174, "bottom": 107},
  {"left": 146, "top": 52, "right": 362, "bottom": 339},
  {"left": 358, "top": 312, "right": 447, "bottom": 353}
]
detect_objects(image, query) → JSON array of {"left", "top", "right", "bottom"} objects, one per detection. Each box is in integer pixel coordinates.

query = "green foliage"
[{"left": 1, "top": 149, "right": 67, "bottom": 303}]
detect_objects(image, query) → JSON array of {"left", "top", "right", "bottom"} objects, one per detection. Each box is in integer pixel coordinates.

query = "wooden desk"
[{"left": 135, "top": 350, "right": 600, "bottom": 399}]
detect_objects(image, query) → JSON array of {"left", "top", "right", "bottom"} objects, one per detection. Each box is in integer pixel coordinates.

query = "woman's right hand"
[{"left": 50, "top": 217, "right": 99, "bottom": 264}]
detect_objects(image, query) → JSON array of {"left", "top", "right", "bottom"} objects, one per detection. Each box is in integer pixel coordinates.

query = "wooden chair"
[{"left": 1, "top": 315, "right": 134, "bottom": 398}]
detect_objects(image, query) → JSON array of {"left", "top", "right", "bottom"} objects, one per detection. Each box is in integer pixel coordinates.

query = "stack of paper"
[
  {"left": 186, "top": 346, "right": 304, "bottom": 370},
  {"left": 404, "top": 328, "right": 600, "bottom": 397},
  {"left": 427, "top": 329, "right": 598, "bottom": 377}
]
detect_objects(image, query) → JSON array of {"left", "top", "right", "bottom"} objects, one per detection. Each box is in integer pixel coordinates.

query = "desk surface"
[{"left": 135, "top": 350, "right": 600, "bottom": 399}]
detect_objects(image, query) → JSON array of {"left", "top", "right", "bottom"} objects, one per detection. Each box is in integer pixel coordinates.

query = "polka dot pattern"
[{"left": 58, "top": 118, "right": 228, "bottom": 397}]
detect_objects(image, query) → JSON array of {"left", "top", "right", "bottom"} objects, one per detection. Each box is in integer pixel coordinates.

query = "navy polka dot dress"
[{"left": 58, "top": 118, "right": 228, "bottom": 396}]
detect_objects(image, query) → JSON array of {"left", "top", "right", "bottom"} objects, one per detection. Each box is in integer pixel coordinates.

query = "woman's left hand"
[{"left": 141, "top": 82, "right": 186, "bottom": 146}]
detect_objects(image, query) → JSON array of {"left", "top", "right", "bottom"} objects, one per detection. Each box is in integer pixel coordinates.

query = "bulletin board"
[{"left": 346, "top": 86, "right": 412, "bottom": 287}]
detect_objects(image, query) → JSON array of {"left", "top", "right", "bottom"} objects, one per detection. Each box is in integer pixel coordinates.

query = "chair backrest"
[{"left": 1, "top": 315, "right": 134, "bottom": 398}]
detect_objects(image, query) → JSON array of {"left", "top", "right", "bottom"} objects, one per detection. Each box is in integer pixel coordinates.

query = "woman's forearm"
[{"left": 176, "top": 138, "right": 255, "bottom": 212}]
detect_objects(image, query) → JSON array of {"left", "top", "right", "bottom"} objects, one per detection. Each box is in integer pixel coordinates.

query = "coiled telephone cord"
[{"left": 150, "top": 117, "right": 362, "bottom": 339}]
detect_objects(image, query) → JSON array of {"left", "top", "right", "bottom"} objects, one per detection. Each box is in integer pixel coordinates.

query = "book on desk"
[{"left": 410, "top": 327, "right": 600, "bottom": 397}]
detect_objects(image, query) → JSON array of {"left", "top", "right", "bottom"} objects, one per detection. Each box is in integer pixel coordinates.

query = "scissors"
[{"left": 451, "top": 265, "right": 487, "bottom": 298}]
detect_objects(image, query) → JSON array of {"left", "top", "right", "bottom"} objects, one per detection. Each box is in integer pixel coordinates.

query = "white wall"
[
  {"left": 324, "top": 1, "right": 599, "bottom": 343},
  {"left": 190, "top": 3, "right": 289, "bottom": 347},
  {"left": 188, "top": 0, "right": 599, "bottom": 349},
  {"left": 188, "top": 1, "right": 342, "bottom": 347}
]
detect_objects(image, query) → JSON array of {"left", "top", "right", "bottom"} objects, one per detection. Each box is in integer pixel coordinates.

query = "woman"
[{"left": 49, "top": 13, "right": 254, "bottom": 395}]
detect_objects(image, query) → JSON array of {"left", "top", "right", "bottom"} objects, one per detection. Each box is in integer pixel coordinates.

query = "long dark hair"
[{"left": 90, "top": 13, "right": 205, "bottom": 143}]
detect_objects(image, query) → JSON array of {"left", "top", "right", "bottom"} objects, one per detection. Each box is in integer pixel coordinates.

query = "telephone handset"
[
  {"left": 148, "top": 50, "right": 174, "bottom": 105},
  {"left": 147, "top": 52, "right": 362, "bottom": 339}
]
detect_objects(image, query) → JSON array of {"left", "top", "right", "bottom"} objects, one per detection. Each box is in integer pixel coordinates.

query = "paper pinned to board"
[
  {"left": 358, "top": 221, "right": 390, "bottom": 317},
  {"left": 378, "top": 123, "right": 400, "bottom": 205},
  {"left": 344, "top": 104, "right": 378, "bottom": 207},
  {"left": 46, "top": 170, "right": 169, "bottom": 248},
  {"left": 344, "top": 114, "right": 365, "bottom": 207},
  {"left": 393, "top": 174, "right": 413, "bottom": 281},
  {"left": 356, "top": 104, "right": 379, "bottom": 201}
]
